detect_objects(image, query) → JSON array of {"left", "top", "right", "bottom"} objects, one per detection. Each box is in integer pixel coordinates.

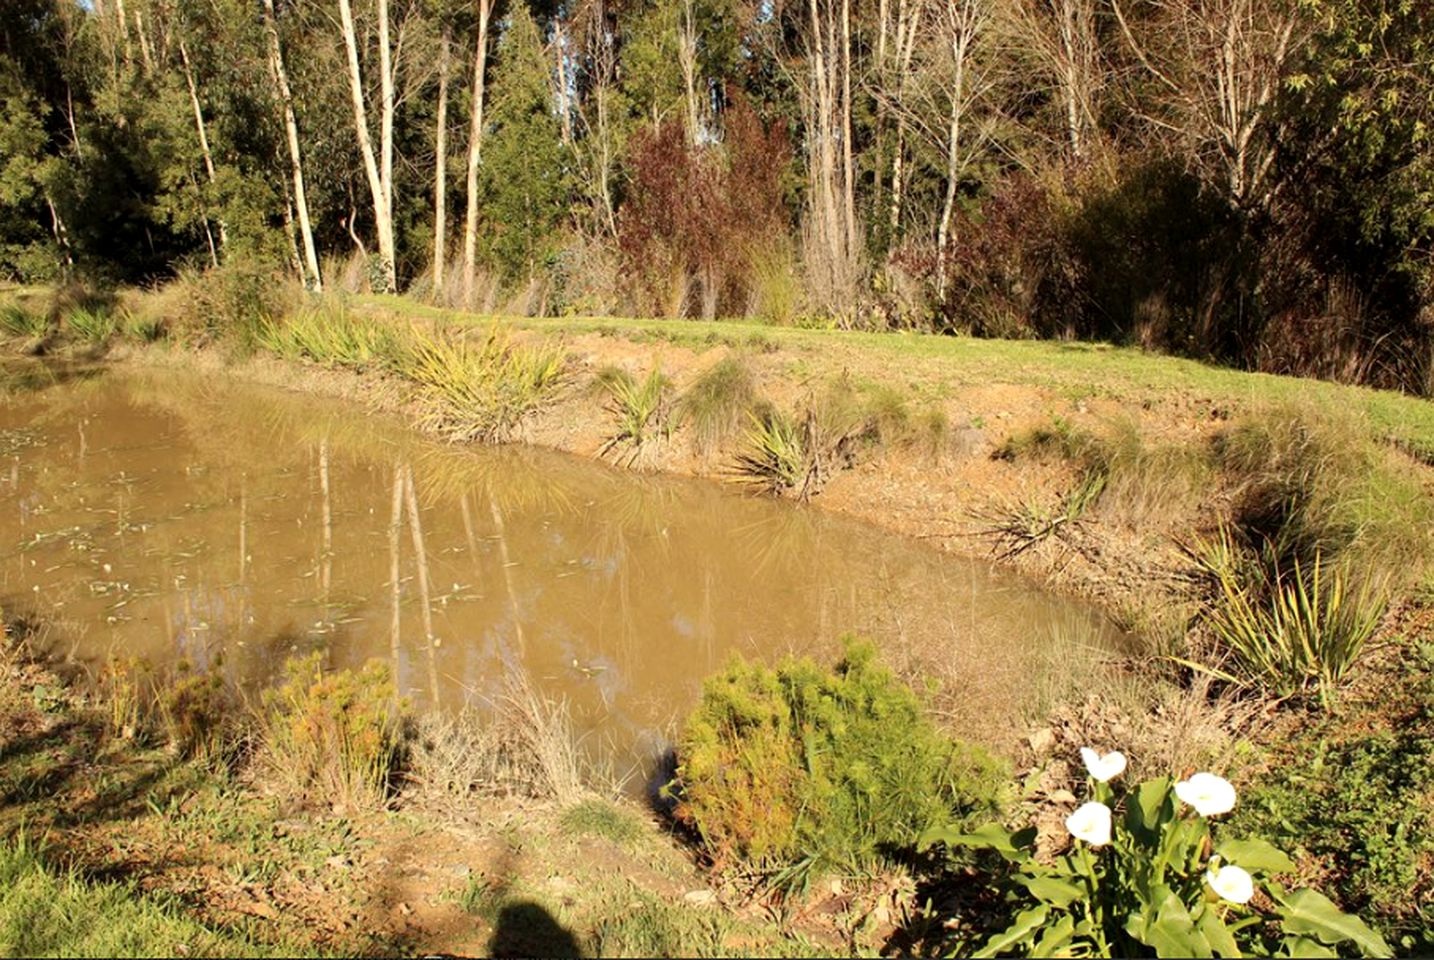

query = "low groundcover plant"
[{"left": 920, "top": 747, "right": 1391, "bottom": 958}]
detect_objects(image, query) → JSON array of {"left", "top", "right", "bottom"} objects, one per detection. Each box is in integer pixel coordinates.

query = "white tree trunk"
[
  {"left": 338, "top": 0, "right": 398, "bottom": 292},
  {"left": 432, "top": 28, "right": 451, "bottom": 294},
  {"left": 178, "top": 38, "right": 226, "bottom": 262},
  {"left": 262, "top": 0, "right": 323, "bottom": 291},
  {"left": 462, "top": 0, "right": 495, "bottom": 306}
]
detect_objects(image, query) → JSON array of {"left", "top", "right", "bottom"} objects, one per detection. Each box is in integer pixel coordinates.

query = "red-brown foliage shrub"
[{"left": 618, "top": 100, "right": 791, "bottom": 317}]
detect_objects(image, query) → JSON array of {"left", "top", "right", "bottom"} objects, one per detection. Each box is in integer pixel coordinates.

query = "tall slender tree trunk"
[
  {"left": 338, "top": 0, "right": 398, "bottom": 292},
  {"left": 432, "top": 27, "right": 451, "bottom": 295},
  {"left": 462, "top": 0, "right": 495, "bottom": 307},
  {"left": 262, "top": 0, "right": 323, "bottom": 291},
  {"left": 178, "top": 38, "right": 226, "bottom": 262},
  {"left": 679, "top": 0, "right": 701, "bottom": 144}
]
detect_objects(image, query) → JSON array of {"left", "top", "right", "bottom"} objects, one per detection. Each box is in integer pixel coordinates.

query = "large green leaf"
[
  {"left": 974, "top": 905, "right": 1050, "bottom": 959},
  {"left": 1271, "top": 888, "right": 1392, "bottom": 958},
  {"left": 1280, "top": 936, "right": 1340, "bottom": 958},
  {"left": 920, "top": 822, "right": 1035, "bottom": 862},
  {"left": 1216, "top": 837, "right": 1297, "bottom": 875},
  {"left": 1196, "top": 906, "right": 1242, "bottom": 958},
  {"left": 1128, "top": 890, "right": 1212, "bottom": 959},
  {"left": 1015, "top": 873, "right": 1084, "bottom": 908},
  {"left": 1125, "top": 777, "right": 1174, "bottom": 846},
  {"left": 1029, "top": 914, "right": 1077, "bottom": 957}
]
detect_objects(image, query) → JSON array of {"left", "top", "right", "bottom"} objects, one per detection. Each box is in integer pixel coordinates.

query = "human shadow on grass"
[{"left": 488, "top": 900, "right": 584, "bottom": 959}]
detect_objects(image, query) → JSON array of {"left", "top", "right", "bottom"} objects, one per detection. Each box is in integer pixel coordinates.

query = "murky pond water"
[{"left": 0, "top": 363, "right": 1125, "bottom": 774}]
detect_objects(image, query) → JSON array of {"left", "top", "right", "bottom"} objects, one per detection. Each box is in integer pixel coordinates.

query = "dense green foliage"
[
  {"left": 667, "top": 638, "right": 1009, "bottom": 886},
  {"left": 1230, "top": 646, "right": 1434, "bottom": 955}
]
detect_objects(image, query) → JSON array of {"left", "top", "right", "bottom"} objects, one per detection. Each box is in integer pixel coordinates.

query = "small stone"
[
  {"left": 683, "top": 890, "right": 718, "bottom": 907},
  {"left": 1028, "top": 727, "right": 1056, "bottom": 754},
  {"left": 1049, "top": 789, "right": 1078, "bottom": 805}
]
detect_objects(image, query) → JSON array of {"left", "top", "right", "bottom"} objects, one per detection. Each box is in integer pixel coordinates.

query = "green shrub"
[
  {"left": 667, "top": 638, "right": 1009, "bottom": 888},
  {"left": 259, "top": 654, "right": 406, "bottom": 810},
  {"left": 165, "top": 261, "right": 304, "bottom": 350},
  {"left": 924, "top": 753, "right": 1392, "bottom": 958},
  {"left": 1230, "top": 648, "right": 1434, "bottom": 954}
]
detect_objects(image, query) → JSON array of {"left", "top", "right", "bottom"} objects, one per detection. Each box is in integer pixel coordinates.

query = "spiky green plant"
[
  {"left": 1184, "top": 529, "right": 1387, "bottom": 706},
  {"left": 732, "top": 407, "right": 809, "bottom": 497},
  {"left": 0, "top": 304, "right": 46, "bottom": 339},
  {"left": 258, "top": 305, "right": 410, "bottom": 371},
  {"left": 598, "top": 366, "right": 670, "bottom": 465},
  {"left": 400, "top": 327, "right": 565, "bottom": 443},
  {"left": 122, "top": 311, "right": 167, "bottom": 343},
  {"left": 63, "top": 307, "right": 117, "bottom": 343}
]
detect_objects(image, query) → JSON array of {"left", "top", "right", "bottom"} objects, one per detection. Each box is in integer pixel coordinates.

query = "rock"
[
  {"left": 1049, "top": 788, "right": 1078, "bottom": 805},
  {"left": 1028, "top": 727, "right": 1057, "bottom": 754},
  {"left": 683, "top": 890, "right": 718, "bottom": 907}
]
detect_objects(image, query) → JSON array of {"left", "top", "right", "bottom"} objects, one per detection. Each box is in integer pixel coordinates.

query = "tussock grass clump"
[
  {"left": 257, "top": 302, "right": 410, "bottom": 372},
  {"left": 401, "top": 327, "right": 566, "bottom": 443},
  {"left": 258, "top": 653, "right": 407, "bottom": 810},
  {"left": 1215, "top": 403, "right": 1434, "bottom": 585},
  {"left": 667, "top": 638, "right": 1009, "bottom": 889},
  {"left": 121, "top": 309, "right": 167, "bottom": 343},
  {"left": 675, "top": 355, "right": 758, "bottom": 455},
  {"left": 410, "top": 676, "right": 591, "bottom": 803},
  {"left": 994, "top": 415, "right": 1095, "bottom": 463},
  {"left": 0, "top": 303, "right": 46, "bottom": 340},
  {"left": 1184, "top": 528, "right": 1388, "bottom": 706},
  {"left": 994, "top": 415, "right": 1207, "bottom": 528},
  {"left": 63, "top": 306, "right": 117, "bottom": 343},
  {"left": 560, "top": 798, "right": 646, "bottom": 847},
  {"left": 597, "top": 365, "right": 670, "bottom": 465}
]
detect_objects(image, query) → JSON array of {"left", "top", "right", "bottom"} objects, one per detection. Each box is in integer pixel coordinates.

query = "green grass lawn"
[
  {"left": 358, "top": 295, "right": 1434, "bottom": 461},
  {"left": 0, "top": 838, "right": 316, "bottom": 958}
]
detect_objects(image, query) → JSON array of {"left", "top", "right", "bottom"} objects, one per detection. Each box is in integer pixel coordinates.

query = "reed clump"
[{"left": 256, "top": 301, "right": 411, "bottom": 373}]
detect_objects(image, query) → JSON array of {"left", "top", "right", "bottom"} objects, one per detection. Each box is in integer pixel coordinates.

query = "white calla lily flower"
[
  {"left": 1206, "top": 864, "right": 1255, "bottom": 904},
  {"left": 1175, "top": 772, "right": 1237, "bottom": 817},
  {"left": 1064, "top": 801, "right": 1112, "bottom": 846},
  {"left": 1079, "top": 747, "right": 1127, "bottom": 783}
]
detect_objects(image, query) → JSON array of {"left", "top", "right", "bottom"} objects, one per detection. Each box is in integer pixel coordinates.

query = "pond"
[{"left": 0, "top": 363, "right": 1126, "bottom": 778}]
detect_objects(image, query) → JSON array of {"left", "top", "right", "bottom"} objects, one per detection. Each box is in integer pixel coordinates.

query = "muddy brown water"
[{"left": 0, "top": 362, "right": 1126, "bottom": 781}]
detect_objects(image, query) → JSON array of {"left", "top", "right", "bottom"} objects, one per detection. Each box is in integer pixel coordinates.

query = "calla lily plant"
[{"left": 919, "top": 748, "right": 1392, "bottom": 958}]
